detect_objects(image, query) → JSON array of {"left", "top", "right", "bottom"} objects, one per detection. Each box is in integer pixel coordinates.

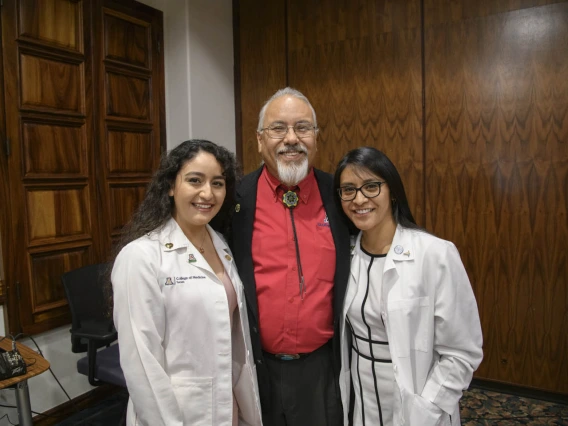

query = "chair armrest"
[{"left": 73, "top": 329, "right": 118, "bottom": 342}]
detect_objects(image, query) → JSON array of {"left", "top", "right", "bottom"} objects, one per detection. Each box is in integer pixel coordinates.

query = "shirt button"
[
  {"left": 253, "top": 327, "right": 258, "bottom": 333},
  {"left": 292, "top": 266, "right": 296, "bottom": 271},
  {"left": 288, "top": 297, "right": 294, "bottom": 303},
  {"left": 256, "top": 359, "right": 262, "bottom": 365}
]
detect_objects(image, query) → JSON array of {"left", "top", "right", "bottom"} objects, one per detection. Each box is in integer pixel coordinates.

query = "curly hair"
[{"left": 105, "top": 139, "right": 240, "bottom": 312}]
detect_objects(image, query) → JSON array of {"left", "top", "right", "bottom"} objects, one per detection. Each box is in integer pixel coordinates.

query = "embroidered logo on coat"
[{"left": 164, "top": 277, "right": 174, "bottom": 286}]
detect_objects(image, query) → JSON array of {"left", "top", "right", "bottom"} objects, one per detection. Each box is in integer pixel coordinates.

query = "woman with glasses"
[{"left": 333, "top": 147, "right": 483, "bottom": 426}]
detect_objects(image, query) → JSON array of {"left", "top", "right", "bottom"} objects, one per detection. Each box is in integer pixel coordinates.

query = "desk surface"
[{"left": 0, "top": 337, "right": 50, "bottom": 389}]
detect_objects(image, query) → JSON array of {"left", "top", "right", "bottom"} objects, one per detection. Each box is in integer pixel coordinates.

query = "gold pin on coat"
[
  {"left": 165, "top": 243, "right": 173, "bottom": 249},
  {"left": 235, "top": 204, "right": 240, "bottom": 212},
  {"left": 403, "top": 251, "right": 410, "bottom": 257},
  {"left": 225, "top": 254, "right": 232, "bottom": 261}
]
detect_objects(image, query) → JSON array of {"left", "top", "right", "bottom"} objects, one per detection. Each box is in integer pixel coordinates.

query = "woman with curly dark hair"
[{"left": 111, "top": 140, "right": 262, "bottom": 426}]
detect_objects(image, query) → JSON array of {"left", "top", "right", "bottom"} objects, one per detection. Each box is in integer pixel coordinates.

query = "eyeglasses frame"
[
  {"left": 258, "top": 123, "right": 318, "bottom": 140},
  {"left": 337, "top": 181, "right": 387, "bottom": 201}
]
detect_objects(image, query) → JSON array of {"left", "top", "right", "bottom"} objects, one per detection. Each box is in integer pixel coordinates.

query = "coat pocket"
[
  {"left": 387, "top": 297, "right": 431, "bottom": 357},
  {"left": 410, "top": 393, "right": 449, "bottom": 426},
  {"left": 170, "top": 376, "right": 213, "bottom": 425}
]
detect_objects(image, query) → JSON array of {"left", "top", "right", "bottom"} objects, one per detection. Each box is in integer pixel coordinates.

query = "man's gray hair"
[{"left": 257, "top": 87, "right": 318, "bottom": 132}]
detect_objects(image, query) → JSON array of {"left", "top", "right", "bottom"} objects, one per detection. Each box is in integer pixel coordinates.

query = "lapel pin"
[
  {"left": 394, "top": 245, "right": 403, "bottom": 254},
  {"left": 165, "top": 243, "right": 173, "bottom": 249},
  {"left": 188, "top": 254, "right": 197, "bottom": 263},
  {"left": 235, "top": 204, "right": 240, "bottom": 212},
  {"left": 225, "top": 254, "right": 232, "bottom": 261},
  {"left": 404, "top": 251, "right": 410, "bottom": 257}
]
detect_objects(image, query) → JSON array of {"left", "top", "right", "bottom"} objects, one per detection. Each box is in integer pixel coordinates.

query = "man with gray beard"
[{"left": 231, "top": 87, "right": 351, "bottom": 425}]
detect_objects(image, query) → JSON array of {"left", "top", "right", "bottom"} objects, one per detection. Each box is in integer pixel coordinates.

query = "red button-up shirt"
[{"left": 252, "top": 167, "right": 336, "bottom": 354}]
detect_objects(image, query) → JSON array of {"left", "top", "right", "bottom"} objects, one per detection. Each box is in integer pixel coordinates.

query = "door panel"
[
  {"left": 1, "top": 0, "right": 165, "bottom": 335},
  {"left": 18, "top": 0, "right": 84, "bottom": 53},
  {"left": 2, "top": 0, "right": 95, "bottom": 332},
  {"left": 96, "top": 0, "right": 164, "bottom": 245}
]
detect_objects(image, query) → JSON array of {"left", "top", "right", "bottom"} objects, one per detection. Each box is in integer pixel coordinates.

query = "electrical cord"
[
  {"left": 0, "top": 403, "right": 58, "bottom": 418},
  {"left": 0, "top": 412, "right": 17, "bottom": 425},
  {"left": 3, "top": 333, "right": 84, "bottom": 422},
  {"left": 14, "top": 333, "right": 73, "bottom": 402}
]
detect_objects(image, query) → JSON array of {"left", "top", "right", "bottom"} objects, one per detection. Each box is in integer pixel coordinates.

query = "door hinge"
[
  {"left": 4, "top": 138, "right": 10, "bottom": 156},
  {"left": 16, "top": 281, "right": 21, "bottom": 300}
]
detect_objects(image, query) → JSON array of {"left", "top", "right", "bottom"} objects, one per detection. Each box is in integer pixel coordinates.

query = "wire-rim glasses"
[
  {"left": 338, "top": 181, "right": 386, "bottom": 201},
  {"left": 259, "top": 123, "right": 318, "bottom": 140}
]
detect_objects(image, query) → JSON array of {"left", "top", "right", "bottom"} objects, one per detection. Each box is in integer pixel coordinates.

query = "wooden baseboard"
[
  {"left": 471, "top": 378, "right": 568, "bottom": 405},
  {"left": 33, "top": 384, "right": 123, "bottom": 426}
]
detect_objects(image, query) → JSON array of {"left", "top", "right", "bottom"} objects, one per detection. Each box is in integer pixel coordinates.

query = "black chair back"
[{"left": 62, "top": 263, "right": 116, "bottom": 353}]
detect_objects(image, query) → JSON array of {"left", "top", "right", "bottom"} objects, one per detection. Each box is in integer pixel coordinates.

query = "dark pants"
[{"left": 263, "top": 341, "right": 343, "bottom": 426}]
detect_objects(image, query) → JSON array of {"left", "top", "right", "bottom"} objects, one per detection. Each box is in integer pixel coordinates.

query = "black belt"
[{"left": 263, "top": 351, "right": 309, "bottom": 361}]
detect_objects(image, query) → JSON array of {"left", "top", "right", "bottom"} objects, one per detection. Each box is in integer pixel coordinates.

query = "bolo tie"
[{"left": 282, "top": 189, "right": 306, "bottom": 300}]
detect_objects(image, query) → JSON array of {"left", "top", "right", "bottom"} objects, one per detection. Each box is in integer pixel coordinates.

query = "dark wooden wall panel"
[
  {"left": 236, "top": 0, "right": 568, "bottom": 394},
  {"left": 424, "top": 1, "right": 568, "bottom": 393},
  {"left": 237, "top": 0, "right": 287, "bottom": 173},
  {"left": 289, "top": 0, "right": 423, "bottom": 219}
]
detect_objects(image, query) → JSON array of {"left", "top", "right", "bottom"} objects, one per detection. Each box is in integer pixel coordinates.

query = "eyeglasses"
[
  {"left": 337, "top": 181, "right": 386, "bottom": 201},
  {"left": 259, "top": 123, "right": 318, "bottom": 140}
]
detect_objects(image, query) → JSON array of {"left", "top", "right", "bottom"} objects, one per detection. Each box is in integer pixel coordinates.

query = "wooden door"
[
  {"left": 0, "top": 0, "right": 164, "bottom": 335},
  {"left": 93, "top": 0, "right": 165, "bottom": 252}
]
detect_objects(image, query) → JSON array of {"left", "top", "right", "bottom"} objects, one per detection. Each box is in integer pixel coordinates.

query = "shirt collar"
[{"left": 261, "top": 166, "right": 315, "bottom": 205}]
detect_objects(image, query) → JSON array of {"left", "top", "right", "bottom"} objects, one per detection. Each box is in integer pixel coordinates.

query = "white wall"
[
  {"left": 0, "top": 0, "right": 235, "bottom": 420},
  {"left": 140, "top": 0, "right": 236, "bottom": 151}
]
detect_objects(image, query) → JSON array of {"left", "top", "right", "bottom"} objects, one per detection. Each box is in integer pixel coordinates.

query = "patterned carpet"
[
  {"left": 52, "top": 387, "right": 568, "bottom": 425},
  {"left": 461, "top": 388, "right": 568, "bottom": 425}
]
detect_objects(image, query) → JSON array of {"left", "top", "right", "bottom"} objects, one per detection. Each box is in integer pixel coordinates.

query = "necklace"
[{"left": 198, "top": 229, "right": 207, "bottom": 254}]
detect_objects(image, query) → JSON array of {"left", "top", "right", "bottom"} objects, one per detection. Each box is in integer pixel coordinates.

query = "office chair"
[{"left": 61, "top": 263, "right": 126, "bottom": 387}]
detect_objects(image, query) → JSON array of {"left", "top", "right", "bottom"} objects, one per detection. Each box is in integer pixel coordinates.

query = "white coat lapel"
[
  {"left": 383, "top": 226, "right": 415, "bottom": 297},
  {"left": 344, "top": 232, "right": 362, "bottom": 318},
  {"left": 159, "top": 219, "right": 219, "bottom": 278}
]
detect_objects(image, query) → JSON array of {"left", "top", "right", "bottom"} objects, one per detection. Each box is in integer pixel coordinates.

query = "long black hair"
[{"left": 333, "top": 146, "right": 420, "bottom": 230}]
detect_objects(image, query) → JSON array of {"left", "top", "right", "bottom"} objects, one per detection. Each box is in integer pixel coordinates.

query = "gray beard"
[{"left": 277, "top": 157, "right": 309, "bottom": 186}]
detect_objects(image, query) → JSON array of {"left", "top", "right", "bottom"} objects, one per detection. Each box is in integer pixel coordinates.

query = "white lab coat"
[
  {"left": 112, "top": 217, "right": 262, "bottom": 426},
  {"left": 339, "top": 226, "right": 483, "bottom": 426}
]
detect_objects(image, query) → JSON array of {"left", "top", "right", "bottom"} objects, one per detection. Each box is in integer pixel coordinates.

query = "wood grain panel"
[
  {"left": 287, "top": 0, "right": 424, "bottom": 220},
  {"left": 425, "top": 1, "right": 568, "bottom": 393},
  {"left": 107, "top": 127, "right": 153, "bottom": 174},
  {"left": 103, "top": 9, "right": 150, "bottom": 68},
  {"left": 109, "top": 184, "right": 148, "bottom": 234},
  {"left": 288, "top": 0, "right": 420, "bottom": 50},
  {"left": 425, "top": 0, "right": 562, "bottom": 27},
  {"left": 105, "top": 71, "right": 150, "bottom": 120},
  {"left": 29, "top": 246, "right": 90, "bottom": 312},
  {"left": 26, "top": 186, "right": 90, "bottom": 243},
  {"left": 18, "top": 0, "right": 83, "bottom": 52},
  {"left": 236, "top": 0, "right": 287, "bottom": 173},
  {"left": 22, "top": 120, "right": 86, "bottom": 176},
  {"left": 20, "top": 52, "right": 84, "bottom": 113}
]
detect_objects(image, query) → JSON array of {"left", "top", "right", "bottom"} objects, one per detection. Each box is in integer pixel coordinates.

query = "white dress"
[{"left": 347, "top": 245, "right": 395, "bottom": 426}]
